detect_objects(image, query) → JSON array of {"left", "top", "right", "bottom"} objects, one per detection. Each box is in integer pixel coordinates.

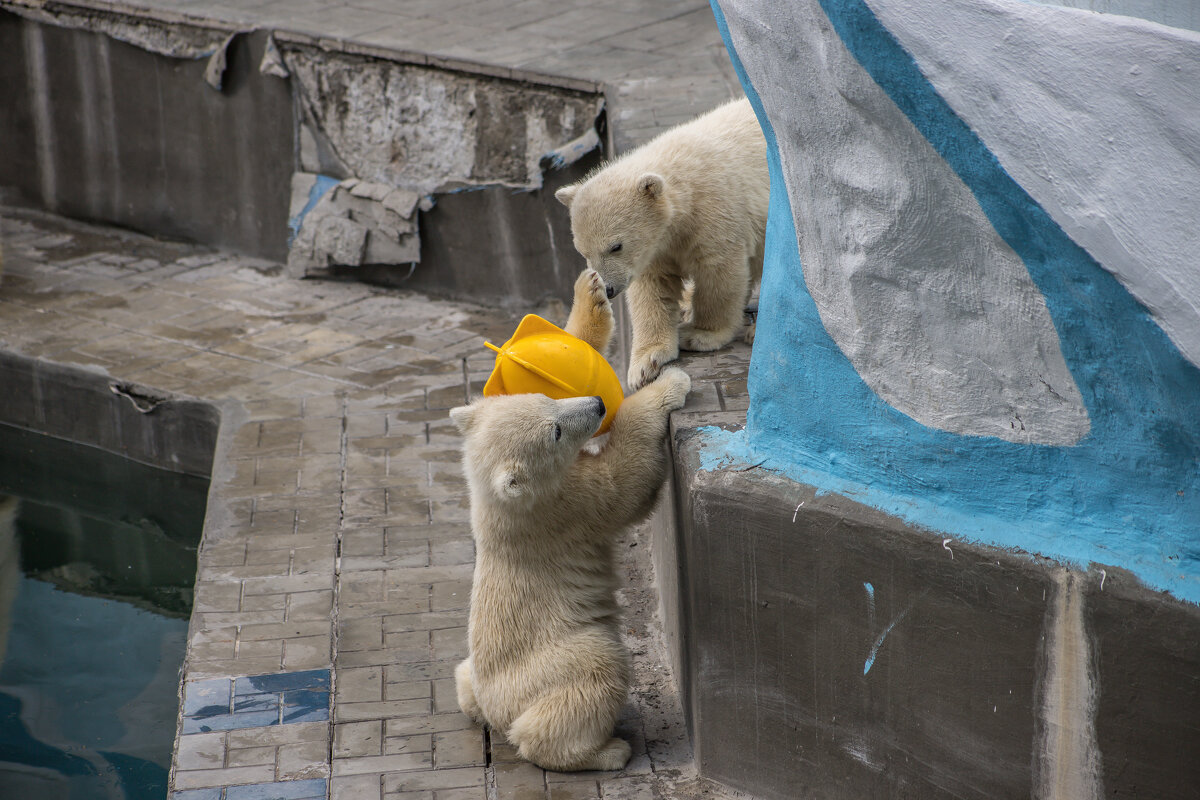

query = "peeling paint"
[
  {"left": 708, "top": 0, "right": 1200, "bottom": 604},
  {"left": 258, "top": 33, "right": 288, "bottom": 79},
  {"left": 1035, "top": 570, "right": 1102, "bottom": 799},
  {"left": 282, "top": 45, "right": 600, "bottom": 197},
  {"left": 286, "top": 175, "right": 420, "bottom": 276},
  {"left": 202, "top": 33, "right": 235, "bottom": 91}
]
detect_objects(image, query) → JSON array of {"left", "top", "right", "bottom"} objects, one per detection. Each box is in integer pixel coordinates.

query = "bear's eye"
[
  {"left": 608, "top": 242, "right": 622, "bottom": 254},
  {"left": 554, "top": 424, "right": 562, "bottom": 441}
]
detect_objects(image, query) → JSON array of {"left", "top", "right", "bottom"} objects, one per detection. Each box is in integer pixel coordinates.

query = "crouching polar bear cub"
[
  {"left": 450, "top": 270, "right": 690, "bottom": 771},
  {"left": 556, "top": 96, "right": 768, "bottom": 390}
]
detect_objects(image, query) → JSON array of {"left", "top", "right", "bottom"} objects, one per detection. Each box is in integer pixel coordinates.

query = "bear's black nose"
[
  {"left": 593, "top": 396, "right": 606, "bottom": 418},
  {"left": 605, "top": 285, "right": 618, "bottom": 299}
]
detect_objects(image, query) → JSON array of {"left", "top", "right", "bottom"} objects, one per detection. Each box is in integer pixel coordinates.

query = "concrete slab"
[{"left": 657, "top": 350, "right": 1200, "bottom": 800}]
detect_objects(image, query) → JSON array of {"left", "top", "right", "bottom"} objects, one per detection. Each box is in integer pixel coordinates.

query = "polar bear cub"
[
  {"left": 556, "top": 97, "right": 768, "bottom": 390},
  {"left": 450, "top": 270, "right": 690, "bottom": 772}
]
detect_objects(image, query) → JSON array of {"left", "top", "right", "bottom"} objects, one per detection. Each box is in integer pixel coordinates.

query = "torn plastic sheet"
[
  {"left": 288, "top": 174, "right": 341, "bottom": 245},
  {"left": 541, "top": 126, "right": 601, "bottom": 171},
  {"left": 203, "top": 33, "right": 236, "bottom": 90},
  {"left": 259, "top": 32, "right": 289, "bottom": 78}
]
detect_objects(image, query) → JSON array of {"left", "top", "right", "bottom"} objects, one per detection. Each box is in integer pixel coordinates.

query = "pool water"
[{"left": 0, "top": 424, "right": 209, "bottom": 799}]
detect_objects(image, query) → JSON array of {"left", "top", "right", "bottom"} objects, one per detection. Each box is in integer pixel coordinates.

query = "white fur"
[
  {"left": 557, "top": 97, "right": 769, "bottom": 389},
  {"left": 450, "top": 271, "right": 691, "bottom": 771}
]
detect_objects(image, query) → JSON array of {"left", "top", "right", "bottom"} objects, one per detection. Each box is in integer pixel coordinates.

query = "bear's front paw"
[
  {"left": 628, "top": 348, "right": 675, "bottom": 391},
  {"left": 653, "top": 367, "right": 692, "bottom": 411},
  {"left": 566, "top": 268, "right": 615, "bottom": 352},
  {"left": 574, "top": 268, "right": 612, "bottom": 316}
]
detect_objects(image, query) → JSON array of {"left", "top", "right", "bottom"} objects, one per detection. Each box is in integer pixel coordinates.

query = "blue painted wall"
[{"left": 706, "top": 0, "right": 1200, "bottom": 602}]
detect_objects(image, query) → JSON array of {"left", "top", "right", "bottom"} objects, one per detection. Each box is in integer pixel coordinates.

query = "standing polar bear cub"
[
  {"left": 451, "top": 270, "right": 691, "bottom": 771},
  {"left": 556, "top": 97, "right": 768, "bottom": 389}
]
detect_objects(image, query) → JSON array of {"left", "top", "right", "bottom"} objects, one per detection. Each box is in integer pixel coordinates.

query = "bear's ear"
[
  {"left": 637, "top": 173, "right": 665, "bottom": 200},
  {"left": 555, "top": 184, "right": 578, "bottom": 208},
  {"left": 494, "top": 464, "right": 526, "bottom": 499},
  {"left": 449, "top": 405, "right": 476, "bottom": 433}
]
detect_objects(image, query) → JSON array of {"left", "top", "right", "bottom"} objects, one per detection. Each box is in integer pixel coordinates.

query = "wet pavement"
[{"left": 0, "top": 208, "right": 751, "bottom": 799}]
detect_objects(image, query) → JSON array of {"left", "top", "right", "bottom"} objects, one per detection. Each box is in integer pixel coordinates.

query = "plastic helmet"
[{"left": 483, "top": 315, "right": 623, "bottom": 436}]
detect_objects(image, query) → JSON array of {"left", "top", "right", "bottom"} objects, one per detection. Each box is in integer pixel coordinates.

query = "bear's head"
[
  {"left": 555, "top": 172, "right": 672, "bottom": 299},
  {"left": 450, "top": 393, "right": 607, "bottom": 507}
]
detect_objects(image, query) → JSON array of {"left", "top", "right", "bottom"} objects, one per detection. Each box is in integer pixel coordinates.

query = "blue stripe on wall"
[{"left": 707, "top": 0, "right": 1200, "bottom": 602}]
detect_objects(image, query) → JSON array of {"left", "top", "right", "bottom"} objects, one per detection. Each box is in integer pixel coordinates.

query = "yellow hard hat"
[{"left": 483, "top": 314, "right": 623, "bottom": 436}]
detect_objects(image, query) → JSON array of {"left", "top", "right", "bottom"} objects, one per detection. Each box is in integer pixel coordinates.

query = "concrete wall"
[
  {"left": 0, "top": 351, "right": 218, "bottom": 479},
  {"left": 0, "top": 8, "right": 604, "bottom": 307},
  {"left": 658, "top": 417, "right": 1200, "bottom": 800},
  {"left": 0, "top": 17, "right": 294, "bottom": 261}
]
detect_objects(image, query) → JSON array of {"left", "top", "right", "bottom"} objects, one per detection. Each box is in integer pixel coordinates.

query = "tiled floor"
[
  {"left": 0, "top": 209, "right": 748, "bottom": 799},
  {"left": 182, "top": 669, "right": 332, "bottom": 733}
]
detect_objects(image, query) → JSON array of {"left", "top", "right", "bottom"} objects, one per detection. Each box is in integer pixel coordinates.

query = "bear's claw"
[
  {"left": 567, "top": 268, "right": 615, "bottom": 352},
  {"left": 654, "top": 367, "right": 692, "bottom": 411},
  {"left": 628, "top": 347, "right": 679, "bottom": 392},
  {"left": 575, "top": 268, "right": 610, "bottom": 313}
]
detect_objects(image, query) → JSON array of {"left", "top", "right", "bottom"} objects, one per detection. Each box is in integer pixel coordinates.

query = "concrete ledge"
[
  {"left": 0, "top": 350, "right": 219, "bottom": 477},
  {"left": 655, "top": 408, "right": 1200, "bottom": 799}
]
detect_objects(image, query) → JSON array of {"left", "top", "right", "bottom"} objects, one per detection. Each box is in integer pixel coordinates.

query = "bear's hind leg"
[
  {"left": 587, "top": 737, "right": 634, "bottom": 771},
  {"left": 455, "top": 658, "right": 485, "bottom": 725},
  {"left": 506, "top": 685, "right": 629, "bottom": 772}
]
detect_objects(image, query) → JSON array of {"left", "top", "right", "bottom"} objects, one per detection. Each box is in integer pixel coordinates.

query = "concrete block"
[{"left": 659, "top": 413, "right": 1200, "bottom": 800}]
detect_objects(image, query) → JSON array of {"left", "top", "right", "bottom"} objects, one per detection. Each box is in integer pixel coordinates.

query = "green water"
[{"left": 0, "top": 423, "right": 209, "bottom": 799}]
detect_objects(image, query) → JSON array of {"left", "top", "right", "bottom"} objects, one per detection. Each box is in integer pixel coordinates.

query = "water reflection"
[{"left": 0, "top": 425, "right": 208, "bottom": 800}]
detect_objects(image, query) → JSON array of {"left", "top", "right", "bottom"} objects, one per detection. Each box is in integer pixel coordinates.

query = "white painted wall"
[
  {"left": 869, "top": 0, "right": 1200, "bottom": 367},
  {"left": 723, "top": 0, "right": 1089, "bottom": 444}
]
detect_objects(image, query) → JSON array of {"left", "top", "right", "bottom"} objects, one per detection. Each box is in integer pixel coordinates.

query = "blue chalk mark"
[
  {"left": 707, "top": 0, "right": 1200, "bottom": 603},
  {"left": 281, "top": 688, "right": 331, "bottom": 724},
  {"left": 232, "top": 692, "right": 279, "bottom": 715},
  {"left": 180, "top": 670, "right": 332, "bottom": 734},
  {"left": 182, "top": 709, "right": 280, "bottom": 734},
  {"left": 182, "top": 677, "right": 232, "bottom": 719},
  {"left": 863, "top": 609, "right": 909, "bottom": 676},
  {"left": 287, "top": 175, "right": 340, "bottom": 246},
  {"left": 171, "top": 789, "right": 223, "bottom": 800},
  {"left": 224, "top": 778, "right": 327, "bottom": 800}
]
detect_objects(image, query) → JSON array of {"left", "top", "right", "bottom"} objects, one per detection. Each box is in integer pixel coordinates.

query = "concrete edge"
[{"left": 0, "top": 0, "right": 605, "bottom": 94}]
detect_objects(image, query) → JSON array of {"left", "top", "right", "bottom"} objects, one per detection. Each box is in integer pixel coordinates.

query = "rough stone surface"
[
  {"left": 284, "top": 45, "right": 602, "bottom": 196},
  {"left": 721, "top": 0, "right": 1088, "bottom": 445}
]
